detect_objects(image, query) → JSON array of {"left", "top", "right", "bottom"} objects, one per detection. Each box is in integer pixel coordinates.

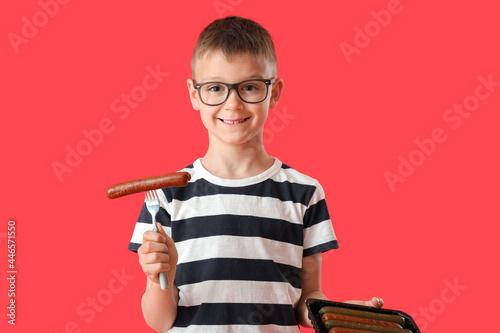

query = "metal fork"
[{"left": 145, "top": 190, "right": 169, "bottom": 290}]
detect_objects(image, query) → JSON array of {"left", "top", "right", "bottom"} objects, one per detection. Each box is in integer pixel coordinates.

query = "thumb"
[
  {"left": 156, "top": 223, "right": 175, "bottom": 249},
  {"left": 156, "top": 222, "right": 178, "bottom": 270},
  {"left": 370, "top": 297, "right": 384, "bottom": 308},
  {"left": 155, "top": 222, "right": 168, "bottom": 237}
]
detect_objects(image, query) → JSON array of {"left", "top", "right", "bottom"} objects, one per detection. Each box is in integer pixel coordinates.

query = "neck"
[{"left": 201, "top": 137, "right": 274, "bottom": 179}]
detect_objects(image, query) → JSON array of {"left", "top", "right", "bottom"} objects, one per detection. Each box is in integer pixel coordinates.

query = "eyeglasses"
[{"left": 193, "top": 78, "right": 275, "bottom": 106}]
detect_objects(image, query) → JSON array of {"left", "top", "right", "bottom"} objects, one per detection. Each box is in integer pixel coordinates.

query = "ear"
[
  {"left": 269, "top": 78, "right": 284, "bottom": 109},
  {"left": 187, "top": 78, "right": 201, "bottom": 111}
]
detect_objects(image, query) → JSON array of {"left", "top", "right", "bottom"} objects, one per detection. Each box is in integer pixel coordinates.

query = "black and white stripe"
[{"left": 128, "top": 158, "right": 338, "bottom": 332}]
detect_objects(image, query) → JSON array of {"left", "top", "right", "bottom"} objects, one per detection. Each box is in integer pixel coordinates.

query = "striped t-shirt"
[{"left": 128, "top": 158, "right": 338, "bottom": 332}]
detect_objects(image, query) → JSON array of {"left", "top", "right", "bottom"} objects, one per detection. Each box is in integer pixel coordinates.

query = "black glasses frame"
[{"left": 193, "top": 78, "right": 275, "bottom": 106}]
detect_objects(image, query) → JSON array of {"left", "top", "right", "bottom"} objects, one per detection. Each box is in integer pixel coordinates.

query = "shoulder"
[
  {"left": 272, "top": 160, "right": 328, "bottom": 206},
  {"left": 273, "top": 160, "right": 322, "bottom": 189}
]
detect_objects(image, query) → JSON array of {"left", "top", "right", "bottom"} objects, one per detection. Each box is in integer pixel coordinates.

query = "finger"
[
  {"left": 140, "top": 253, "right": 171, "bottom": 270},
  {"left": 155, "top": 223, "right": 176, "bottom": 254},
  {"left": 370, "top": 296, "right": 384, "bottom": 308},
  {"left": 140, "top": 252, "right": 170, "bottom": 266},
  {"left": 138, "top": 241, "right": 168, "bottom": 255},
  {"left": 156, "top": 223, "right": 175, "bottom": 248},
  {"left": 156, "top": 222, "right": 168, "bottom": 237},
  {"left": 143, "top": 262, "right": 171, "bottom": 281},
  {"left": 354, "top": 297, "right": 384, "bottom": 308},
  {"left": 143, "top": 229, "right": 166, "bottom": 243}
]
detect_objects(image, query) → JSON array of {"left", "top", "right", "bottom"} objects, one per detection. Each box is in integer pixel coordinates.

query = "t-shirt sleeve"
[
  {"left": 128, "top": 199, "right": 172, "bottom": 253},
  {"left": 302, "top": 182, "right": 338, "bottom": 257}
]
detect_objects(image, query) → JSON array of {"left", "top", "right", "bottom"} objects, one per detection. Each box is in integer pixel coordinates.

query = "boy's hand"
[
  {"left": 345, "top": 297, "right": 384, "bottom": 308},
  {"left": 138, "top": 222, "right": 178, "bottom": 286}
]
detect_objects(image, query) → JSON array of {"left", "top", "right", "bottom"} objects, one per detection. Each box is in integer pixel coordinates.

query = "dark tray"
[{"left": 306, "top": 299, "right": 421, "bottom": 333}]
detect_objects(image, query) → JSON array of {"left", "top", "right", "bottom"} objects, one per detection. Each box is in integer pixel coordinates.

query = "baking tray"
[{"left": 306, "top": 299, "right": 421, "bottom": 333}]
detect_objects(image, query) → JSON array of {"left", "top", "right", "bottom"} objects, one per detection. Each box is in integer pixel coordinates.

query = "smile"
[{"left": 219, "top": 117, "right": 250, "bottom": 124}]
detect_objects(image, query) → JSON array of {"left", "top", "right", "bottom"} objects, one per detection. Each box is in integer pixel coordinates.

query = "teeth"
[{"left": 222, "top": 119, "right": 246, "bottom": 124}]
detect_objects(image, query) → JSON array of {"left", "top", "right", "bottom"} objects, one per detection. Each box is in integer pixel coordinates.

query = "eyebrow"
[
  {"left": 200, "top": 76, "right": 223, "bottom": 82},
  {"left": 199, "top": 74, "right": 266, "bottom": 82}
]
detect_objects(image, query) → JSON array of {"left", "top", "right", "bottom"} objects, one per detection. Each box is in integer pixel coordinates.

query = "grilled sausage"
[
  {"left": 107, "top": 172, "right": 191, "bottom": 199},
  {"left": 318, "top": 306, "right": 405, "bottom": 326},
  {"left": 322, "top": 313, "right": 402, "bottom": 329},
  {"left": 329, "top": 328, "right": 381, "bottom": 333},
  {"left": 324, "top": 320, "right": 412, "bottom": 333}
]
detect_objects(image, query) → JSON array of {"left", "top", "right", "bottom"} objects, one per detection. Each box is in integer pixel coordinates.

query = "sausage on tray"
[
  {"left": 318, "top": 306, "right": 405, "bottom": 326},
  {"left": 322, "top": 313, "right": 402, "bottom": 329},
  {"left": 324, "top": 320, "right": 412, "bottom": 333},
  {"left": 329, "top": 328, "right": 383, "bottom": 333}
]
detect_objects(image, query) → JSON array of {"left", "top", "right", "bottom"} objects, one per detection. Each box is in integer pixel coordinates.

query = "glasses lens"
[
  {"left": 238, "top": 80, "right": 268, "bottom": 103},
  {"left": 199, "top": 83, "right": 228, "bottom": 105}
]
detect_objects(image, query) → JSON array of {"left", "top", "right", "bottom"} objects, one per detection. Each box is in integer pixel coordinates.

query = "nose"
[{"left": 223, "top": 88, "right": 244, "bottom": 110}]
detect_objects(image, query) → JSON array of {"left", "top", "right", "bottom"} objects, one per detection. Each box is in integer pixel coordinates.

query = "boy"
[{"left": 128, "top": 16, "right": 383, "bottom": 332}]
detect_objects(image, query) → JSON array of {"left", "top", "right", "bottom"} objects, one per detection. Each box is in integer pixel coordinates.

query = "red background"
[{"left": 1, "top": 0, "right": 499, "bottom": 332}]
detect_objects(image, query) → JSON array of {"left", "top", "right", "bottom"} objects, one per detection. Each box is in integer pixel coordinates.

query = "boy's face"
[{"left": 187, "top": 51, "right": 283, "bottom": 148}]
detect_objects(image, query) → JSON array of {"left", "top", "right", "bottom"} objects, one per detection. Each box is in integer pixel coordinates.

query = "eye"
[
  {"left": 205, "top": 84, "right": 226, "bottom": 93},
  {"left": 241, "top": 83, "right": 259, "bottom": 92}
]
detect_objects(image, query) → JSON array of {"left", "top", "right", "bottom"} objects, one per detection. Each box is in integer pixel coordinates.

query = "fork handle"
[
  {"left": 159, "top": 271, "right": 168, "bottom": 290},
  {"left": 153, "top": 219, "right": 169, "bottom": 290}
]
